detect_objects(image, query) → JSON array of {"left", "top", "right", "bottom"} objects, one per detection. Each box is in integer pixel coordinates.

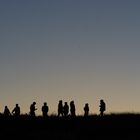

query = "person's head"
[
  {"left": 65, "top": 102, "right": 67, "bottom": 105},
  {"left": 33, "top": 102, "right": 36, "bottom": 105},
  {"left": 85, "top": 103, "right": 88, "bottom": 106},
  {"left": 44, "top": 102, "right": 47, "bottom": 106},
  {"left": 70, "top": 100, "right": 74, "bottom": 105},
  {"left": 100, "top": 99, "right": 104, "bottom": 103},
  {"left": 16, "top": 104, "right": 18, "bottom": 107},
  {"left": 59, "top": 100, "right": 62, "bottom": 103}
]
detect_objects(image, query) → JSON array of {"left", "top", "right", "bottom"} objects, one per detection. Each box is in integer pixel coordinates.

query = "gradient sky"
[{"left": 0, "top": 0, "right": 140, "bottom": 115}]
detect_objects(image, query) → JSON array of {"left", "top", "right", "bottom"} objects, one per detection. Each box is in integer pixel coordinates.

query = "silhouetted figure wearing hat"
[
  {"left": 30, "top": 102, "right": 37, "bottom": 117},
  {"left": 99, "top": 99, "right": 106, "bottom": 116},
  {"left": 4, "top": 106, "right": 11, "bottom": 117},
  {"left": 70, "top": 101, "right": 76, "bottom": 117},
  {"left": 42, "top": 102, "right": 49, "bottom": 117},
  {"left": 12, "top": 104, "right": 20, "bottom": 117},
  {"left": 58, "top": 100, "right": 63, "bottom": 117},
  {"left": 84, "top": 103, "right": 89, "bottom": 116},
  {"left": 63, "top": 102, "right": 69, "bottom": 117}
]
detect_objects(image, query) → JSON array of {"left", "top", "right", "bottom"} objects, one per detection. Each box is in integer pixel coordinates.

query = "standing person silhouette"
[
  {"left": 42, "top": 102, "right": 49, "bottom": 117},
  {"left": 99, "top": 99, "right": 106, "bottom": 116},
  {"left": 30, "top": 102, "right": 37, "bottom": 117},
  {"left": 70, "top": 101, "right": 76, "bottom": 117},
  {"left": 84, "top": 103, "right": 89, "bottom": 116},
  {"left": 4, "top": 106, "right": 11, "bottom": 117},
  {"left": 12, "top": 104, "right": 20, "bottom": 117},
  {"left": 63, "top": 102, "right": 69, "bottom": 117},
  {"left": 58, "top": 100, "right": 63, "bottom": 117}
]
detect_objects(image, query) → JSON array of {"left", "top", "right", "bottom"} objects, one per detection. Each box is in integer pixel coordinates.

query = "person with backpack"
[
  {"left": 30, "top": 102, "right": 37, "bottom": 117},
  {"left": 99, "top": 99, "right": 106, "bottom": 116}
]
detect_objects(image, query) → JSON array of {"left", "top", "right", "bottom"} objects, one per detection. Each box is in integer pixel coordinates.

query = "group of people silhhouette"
[
  {"left": 58, "top": 100, "right": 76, "bottom": 117},
  {"left": 29, "top": 101, "right": 49, "bottom": 117},
  {"left": 4, "top": 104, "right": 20, "bottom": 117},
  {"left": 2, "top": 99, "right": 106, "bottom": 117}
]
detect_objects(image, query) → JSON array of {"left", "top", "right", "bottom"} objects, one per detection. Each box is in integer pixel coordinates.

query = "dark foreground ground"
[{"left": 0, "top": 114, "right": 140, "bottom": 140}]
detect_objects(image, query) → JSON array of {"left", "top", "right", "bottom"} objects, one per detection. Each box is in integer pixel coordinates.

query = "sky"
[{"left": 0, "top": 0, "right": 140, "bottom": 115}]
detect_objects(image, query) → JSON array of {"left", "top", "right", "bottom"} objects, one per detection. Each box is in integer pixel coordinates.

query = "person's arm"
[
  {"left": 9, "top": 110, "right": 11, "bottom": 115},
  {"left": 12, "top": 109, "right": 14, "bottom": 114}
]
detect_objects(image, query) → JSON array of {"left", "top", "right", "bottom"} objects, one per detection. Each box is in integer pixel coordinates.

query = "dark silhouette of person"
[
  {"left": 70, "top": 101, "right": 76, "bottom": 117},
  {"left": 4, "top": 106, "right": 11, "bottom": 117},
  {"left": 42, "top": 102, "right": 49, "bottom": 117},
  {"left": 99, "top": 99, "right": 106, "bottom": 116},
  {"left": 58, "top": 100, "right": 63, "bottom": 117},
  {"left": 30, "top": 102, "right": 37, "bottom": 117},
  {"left": 12, "top": 104, "right": 20, "bottom": 117},
  {"left": 84, "top": 103, "right": 89, "bottom": 116},
  {"left": 63, "top": 102, "right": 69, "bottom": 117}
]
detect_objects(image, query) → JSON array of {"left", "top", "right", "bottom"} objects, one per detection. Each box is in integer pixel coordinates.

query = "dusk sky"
[{"left": 0, "top": 0, "right": 140, "bottom": 115}]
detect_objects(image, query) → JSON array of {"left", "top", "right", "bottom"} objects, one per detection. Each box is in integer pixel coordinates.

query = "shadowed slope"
[{"left": 0, "top": 114, "right": 140, "bottom": 140}]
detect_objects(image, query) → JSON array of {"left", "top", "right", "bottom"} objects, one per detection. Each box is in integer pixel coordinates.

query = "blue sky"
[{"left": 0, "top": 0, "right": 140, "bottom": 115}]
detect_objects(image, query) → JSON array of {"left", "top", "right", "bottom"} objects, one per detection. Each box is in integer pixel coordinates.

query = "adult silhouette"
[
  {"left": 42, "top": 102, "right": 49, "bottom": 117},
  {"left": 4, "top": 106, "right": 11, "bottom": 117},
  {"left": 30, "top": 102, "right": 37, "bottom": 117},
  {"left": 58, "top": 100, "right": 63, "bottom": 117},
  {"left": 70, "top": 101, "right": 76, "bottom": 117},
  {"left": 63, "top": 102, "right": 69, "bottom": 117},
  {"left": 99, "top": 99, "right": 106, "bottom": 116},
  {"left": 12, "top": 104, "right": 20, "bottom": 117},
  {"left": 84, "top": 103, "right": 89, "bottom": 116}
]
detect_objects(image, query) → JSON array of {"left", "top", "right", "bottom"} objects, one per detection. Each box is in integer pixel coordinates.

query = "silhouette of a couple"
[{"left": 4, "top": 104, "right": 20, "bottom": 117}]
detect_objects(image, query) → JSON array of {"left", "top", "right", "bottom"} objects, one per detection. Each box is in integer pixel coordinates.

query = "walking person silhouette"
[
  {"left": 42, "top": 102, "right": 49, "bottom": 117},
  {"left": 58, "top": 100, "right": 63, "bottom": 117},
  {"left": 30, "top": 102, "right": 37, "bottom": 117},
  {"left": 99, "top": 99, "right": 106, "bottom": 116}
]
